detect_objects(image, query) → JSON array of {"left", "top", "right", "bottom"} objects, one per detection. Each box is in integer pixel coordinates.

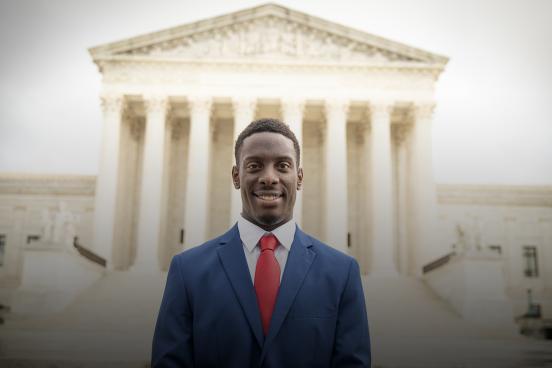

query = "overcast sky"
[{"left": 0, "top": 0, "right": 551, "bottom": 185}]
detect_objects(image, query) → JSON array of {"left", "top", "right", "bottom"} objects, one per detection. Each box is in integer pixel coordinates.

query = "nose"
[{"left": 259, "top": 167, "right": 279, "bottom": 186}]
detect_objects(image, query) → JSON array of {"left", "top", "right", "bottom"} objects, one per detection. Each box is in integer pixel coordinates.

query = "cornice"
[
  {"left": 437, "top": 184, "right": 552, "bottom": 208},
  {"left": 97, "top": 58, "right": 445, "bottom": 79},
  {"left": 0, "top": 174, "right": 96, "bottom": 196},
  {"left": 0, "top": 175, "right": 550, "bottom": 208}
]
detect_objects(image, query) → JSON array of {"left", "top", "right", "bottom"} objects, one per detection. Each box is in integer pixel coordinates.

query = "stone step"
[
  {"left": 363, "top": 275, "right": 518, "bottom": 339},
  {"left": 0, "top": 272, "right": 546, "bottom": 367}
]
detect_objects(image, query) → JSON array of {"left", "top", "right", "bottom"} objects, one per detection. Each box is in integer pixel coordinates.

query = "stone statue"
[
  {"left": 41, "top": 209, "right": 53, "bottom": 242},
  {"left": 52, "top": 202, "right": 79, "bottom": 248},
  {"left": 455, "top": 217, "right": 485, "bottom": 255},
  {"left": 455, "top": 223, "right": 467, "bottom": 252}
]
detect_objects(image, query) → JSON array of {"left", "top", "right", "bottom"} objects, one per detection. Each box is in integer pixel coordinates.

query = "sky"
[{"left": 0, "top": 0, "right": 551, "bottom": 185}]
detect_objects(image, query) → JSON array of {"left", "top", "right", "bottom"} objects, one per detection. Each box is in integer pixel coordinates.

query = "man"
[{"left": 152, "top": 118, "right": 370, "bottom": 367}]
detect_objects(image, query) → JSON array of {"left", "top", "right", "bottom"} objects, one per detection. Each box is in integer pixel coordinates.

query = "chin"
[{"left": 256, "top": 212, "right": 284, "bottom": 227}]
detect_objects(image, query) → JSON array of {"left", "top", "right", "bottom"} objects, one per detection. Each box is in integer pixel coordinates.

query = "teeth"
[{"left": 258, "top": 194, "right": 279, "bottom": 200}]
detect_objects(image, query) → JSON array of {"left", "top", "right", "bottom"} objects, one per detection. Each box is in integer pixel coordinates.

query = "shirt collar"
[{"left": 237, "top": 215, "right": 296, "bottom": 253}]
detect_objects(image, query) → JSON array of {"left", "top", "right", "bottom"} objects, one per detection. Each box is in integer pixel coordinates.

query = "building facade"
[
  {"left": 0, "top": 4, "right": 550, "bottom": 325},
  {"left": 88, "top": 3, "right": 448, "bottom": 277}
]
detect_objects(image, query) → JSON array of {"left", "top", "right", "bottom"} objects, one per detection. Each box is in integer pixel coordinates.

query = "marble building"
[{"left": 86, "top": 3, "right": 448, "bottom": 278}]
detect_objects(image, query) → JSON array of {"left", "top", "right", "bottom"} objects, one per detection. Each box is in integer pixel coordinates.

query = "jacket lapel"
[
  {"left": 217, "top": 225, "right": 264, "bottom": 348},
  {"left": 260, "top": 227, "right": 316, "bottom": 364}
]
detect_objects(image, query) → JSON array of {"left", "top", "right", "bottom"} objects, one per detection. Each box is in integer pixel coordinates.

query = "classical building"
[
  {"left": 0, "top": 3, "right": 551, "bottom": 366},
  {"left": 87, "top": 3, "right": 449, "bottom": 278}
]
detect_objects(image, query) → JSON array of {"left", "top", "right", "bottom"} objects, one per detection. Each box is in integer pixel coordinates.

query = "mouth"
[{"left": 253, "top": 191, "right": 283, "bottom": 202}]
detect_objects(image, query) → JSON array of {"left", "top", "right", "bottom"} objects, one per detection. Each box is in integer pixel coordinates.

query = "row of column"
[{"left": 93, "top": 94, "right": 435, "bottom": 274}]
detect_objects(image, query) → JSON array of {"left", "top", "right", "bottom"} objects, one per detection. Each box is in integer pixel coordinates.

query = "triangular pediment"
[{"left": 90, "top": 3, "right": 448, "bottom": 67}]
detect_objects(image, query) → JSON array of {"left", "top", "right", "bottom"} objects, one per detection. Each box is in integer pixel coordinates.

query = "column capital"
[
  {"left": 281, "top": 98, "right": 305, "bottom": 130},
  {"left": 281, "top": 97, "right": 306, "bottom": 114},
  {"left": 144, "top": 95, "right": 169, "bottom": 114},
  {"left": 369, "top": 100, "right": 394, "bottom": 118},
  {"left": 232, "top": 97, "right": 257, "bottom": 116},
  {"left": 100, "top": 94, "right": 125, "bottom": 114},
  {"left": 189, "top": 95, "right": 213, "bottom": 115},
  {"left": 324, "top": 98, "right": 350, "bottom": 115},
  {"left": 412, "top": 102, "right": 436, "bottom": 120}
]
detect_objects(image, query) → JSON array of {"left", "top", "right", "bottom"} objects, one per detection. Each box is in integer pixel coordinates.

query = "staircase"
[
  {"left": 363, "top": 275, "right": 552, "bottom": 368},
  {"left": 0, "top": 270, "right": 165, "bottom": 367},
  {"left": 0, "top": 272, "right": 551, "bottom": 367}
]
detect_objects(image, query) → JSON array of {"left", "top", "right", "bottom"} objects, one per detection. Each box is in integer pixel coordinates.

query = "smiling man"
[{"left": 152, "top": 118, "right": 371, "bottom": 367}]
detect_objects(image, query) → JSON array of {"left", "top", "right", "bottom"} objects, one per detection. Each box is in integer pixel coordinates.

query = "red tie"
[{"left": 254, "top": 234, "right": 280, "bottom": 335}]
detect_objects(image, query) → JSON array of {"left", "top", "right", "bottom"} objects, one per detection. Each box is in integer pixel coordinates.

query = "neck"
[{"left": 241, "top": 213, "right": 292, "bottom": 232}]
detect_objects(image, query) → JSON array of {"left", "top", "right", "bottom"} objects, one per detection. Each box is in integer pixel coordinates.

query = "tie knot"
[{"left": 260, "top": 234, "right": 278, "bottom": 252}]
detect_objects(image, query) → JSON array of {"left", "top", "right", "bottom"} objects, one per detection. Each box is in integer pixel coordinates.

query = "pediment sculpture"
[{"left": 119, "top": 16, "right": 419, "bottom": 63}]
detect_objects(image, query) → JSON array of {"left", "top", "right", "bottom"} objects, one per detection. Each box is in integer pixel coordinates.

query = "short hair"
[{"left": 234, "top": 118, "right": 301, "bottom": 168}]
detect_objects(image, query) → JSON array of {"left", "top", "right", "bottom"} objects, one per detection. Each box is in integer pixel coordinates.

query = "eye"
[
  {"left": 246, "top": 162, "right": 261, "bottom": 170},
  {"left": 277, "top": 162, "right": 291, "bottom": 170}
]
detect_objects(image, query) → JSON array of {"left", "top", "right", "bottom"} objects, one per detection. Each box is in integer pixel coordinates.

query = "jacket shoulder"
[
  {"left": 299, "top": 230, "right": 357, "bottom": 268},
  {"left": 173, "top": 226, "right": 237, "bottom": 266}
]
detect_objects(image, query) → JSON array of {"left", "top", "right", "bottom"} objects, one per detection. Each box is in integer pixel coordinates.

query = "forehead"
[{"left": 240, "top": 132, "right": 295, "bottom": 160}]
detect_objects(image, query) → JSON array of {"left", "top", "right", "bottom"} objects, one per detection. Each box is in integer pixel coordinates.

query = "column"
[
  {"left": 230, "top": 98, "right": 256, "bottom": 225},
  {"left": 133, "top": 95, "right": 169, "bottom": 272},
  {"left": 92, "top": 94, "right": 125, "bottom": 266},
  {"left": 281, "top": 98, "right": 305, "bottom": 226},
  {"left": 184, "top": 96, "right": 212, "bottom": 248},
  {"left": 503, "top": 216, "right": 517, "bottom": 289},
  {"left": 369, "top": 101, "right": 398, "bottom": 275},
  {"left": 324, "top": 99, "right": 349, "bottom": 252},
  {"left": 409, "top": 103, "right": 437, "bottom": 276},
  {"left": 396, "top": 126, "right": 410, "bottom": 275},
  {"left": 540, "top": 218, "right": 552, "bottom": 290},
  {"left": 11, "top": 206, "right": 26, "bottom": 278}
]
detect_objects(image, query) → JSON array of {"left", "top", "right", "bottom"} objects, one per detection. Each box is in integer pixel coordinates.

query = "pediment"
[{"left": 90, "top": 4, "right": 448, "bottom": 67}]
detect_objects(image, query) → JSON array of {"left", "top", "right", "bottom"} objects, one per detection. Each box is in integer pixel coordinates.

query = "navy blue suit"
[{"left": 152, "top": 225, "right": 370, "bottom": 367}]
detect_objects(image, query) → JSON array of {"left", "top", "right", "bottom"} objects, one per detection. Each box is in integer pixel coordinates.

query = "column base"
[
  {"left": 130, "top": 261, "right": 160, "bottom": 275},
  {"left": 369, "top": 267, "right": 399, "bottom": 278}
]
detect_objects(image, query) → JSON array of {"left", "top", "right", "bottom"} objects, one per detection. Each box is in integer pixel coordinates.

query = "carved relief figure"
[{"left": 123, "top": 16, "right": 406, "bottom": 63}]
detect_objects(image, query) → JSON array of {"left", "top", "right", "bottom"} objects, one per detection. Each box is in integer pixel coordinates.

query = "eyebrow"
[{"left": 243, "top": 155, "right": 294, "bottom": 162}]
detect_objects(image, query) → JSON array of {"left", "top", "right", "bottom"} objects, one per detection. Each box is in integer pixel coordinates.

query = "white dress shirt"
[{"left": 237, "top": 215, "right": 296, "bottom": 282}]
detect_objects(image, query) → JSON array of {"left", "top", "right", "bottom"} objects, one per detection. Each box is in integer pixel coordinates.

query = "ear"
[
  {"left": 296, "top": 167, "right": 304, "bottom": 191},
  {"left": 232, "top": 165, "right": 240, "bottom": 189}
]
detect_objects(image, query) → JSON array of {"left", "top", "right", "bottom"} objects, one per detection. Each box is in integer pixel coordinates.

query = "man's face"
[{"left": 232, "top": 132, "right": 303, "bottom": 231}]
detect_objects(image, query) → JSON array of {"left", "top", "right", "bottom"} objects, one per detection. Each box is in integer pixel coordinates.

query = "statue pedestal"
[
  {"left": 11, "top": 242, "right": 105, "bottom": 315},
  {"left": 425, "top": 251, "right": 517, "bottom": 334}
]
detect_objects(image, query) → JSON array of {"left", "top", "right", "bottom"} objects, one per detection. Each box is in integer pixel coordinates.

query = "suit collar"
[
  {"left": 237, "top": 216, "right": 296, "bottom": 253},
  {"left": 216, "top": 224, "right": 265, "bottom": 348}
]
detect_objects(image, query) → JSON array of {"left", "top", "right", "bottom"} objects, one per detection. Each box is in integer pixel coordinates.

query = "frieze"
[
  {"left": 437, "top": 184, "right": 552, "bottom": 208},
  {"left": 0, "top": 174, "right": 96, "bottom": 196},
  {"left": 99, "top": 59, "right": 442, "bottom": 88}
]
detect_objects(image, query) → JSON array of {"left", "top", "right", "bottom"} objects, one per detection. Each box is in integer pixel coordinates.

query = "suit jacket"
[{"left": 152, "top": 225, "right": 370, "bottom": 367}]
